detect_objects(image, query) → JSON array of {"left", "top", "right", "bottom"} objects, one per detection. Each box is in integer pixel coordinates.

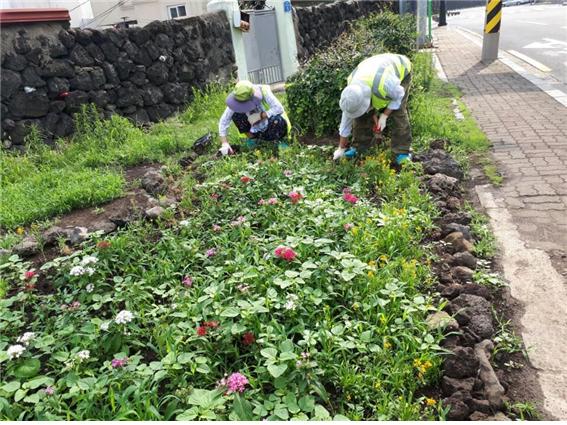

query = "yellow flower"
[
  {"left": 423, "top": 360, "right": 432, "bottom": 370},
  {"left": 15, "top": 227, "right": 24, "bottom": 235},
  {"left": 383, "top": 340, "right": 392, "bottom": 350},
  {"left": 352, "top": 302, "right": 360, "bottom": 311},
  {"left": 346, "top": 394, "right": 352, "bottom": 401},
  {"left": 351, "top": 227, "right": 359, "bottom": 236},
  {"left": 413, "top": 358, "right": 422, "bottom": 368},
  {"left": 374, "top": 381, "right": 382, "bottom": 390},
  {"left": 367, "top": 270, "right": 375, "bottom": 278},
  {"left": 368, "top": 260, "right": 376, "bottom": 268},
  {"left": 425, "top": 398, "right": 436, "bottom": 406},
  {"left": 379, "top": 255, "right": 388, "bottom": 263},
  {"left": 380, "top": 314, "right": 387, "bottom": 325}
]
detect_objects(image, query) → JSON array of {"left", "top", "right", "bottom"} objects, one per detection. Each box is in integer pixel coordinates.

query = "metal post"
[
  {"left": 481, "top": 0, "right": 502, "bottom": 63},
  {"left": 438, "top": 0, "right": 447, "bottom": 26},
  {"left": 416, "top": 0, "right": 428, "bottom": 47},
  {"left": 427, "top": 0, "right": 432, "bottom": 41}
]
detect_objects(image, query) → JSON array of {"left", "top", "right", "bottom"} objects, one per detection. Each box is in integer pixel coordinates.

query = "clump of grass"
[{"left": 466, "top": 207, "right": 497, "bottom": 258}]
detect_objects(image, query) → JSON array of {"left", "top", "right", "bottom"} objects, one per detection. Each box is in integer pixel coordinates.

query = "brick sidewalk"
[
  {"left": 435, "top": 27, "right": 567, "bottom": 420},
  {"left": 435, "top": 28, "right": 567, "bottom": 255}
]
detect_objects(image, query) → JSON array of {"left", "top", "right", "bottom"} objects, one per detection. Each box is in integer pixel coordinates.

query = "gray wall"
[
  {"left": 1, "top": 11, "right": 236, "bottom": 146},
  {"left": 294, "top": 0, "right": 392, "bottom": 61}
]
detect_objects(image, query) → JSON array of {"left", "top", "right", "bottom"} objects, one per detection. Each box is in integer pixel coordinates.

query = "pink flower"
[
  {"left": 240, "top": 176, "right": 252, "bottom": 184},
  {"left": 343, "top": 192, "right": 359, "bottom": 204},
  {"left": 210, "top": 193, "right": 220, "bottom": 201},
  {"left": 237, "top": 284, "right": 250, "bottom": 293},
  {"left": 344, "top": 223, "right": 354, "bottom": 231},
  {"left": 24, "top": 270, "right": 36, "bottom": 280},
  {"left": 182, "top": 276, "right": 193, "bottom": 287},
  {"left": 230, "top": 216, "right": 246, "bottom": 227},
  {"left": 111, "top": 357, "right": 128, "bottom": 368},
  {"left": 212, "top": 224, "right": 222, "bottom": 232},
  {"left": 242, "top": 332, "right": 255, "bottom": 346},
  {"left": 226, "top": 372, "right": 249, "bottom": 394},
  {"left": 206, "top": 248, "right": 216, "bottom": 258},
  {"left": 267, "top": 197, "right": 278, "bottom": 205},
  {"left": 288, "top": 191, "right": 303, "bottom": 204},
  {"left": 44, "top": 386, "right": 55, "bottom": 395},
  {"left": 197, "top": 326, "right": 207, "bottom": 336},
  {"left": 283, "top": 170, "right": 293, "bottom": 177},
  {"left": 203, "top": 320, "right": 219, "bottom": 329},
  {"left": 258, "top": 199, "right": 266, "bottom": 205},
  {"left": 274, "top": 246, "right": 297, "bottom": 262}
]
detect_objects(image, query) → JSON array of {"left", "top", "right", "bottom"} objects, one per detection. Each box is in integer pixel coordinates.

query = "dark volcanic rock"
[
  {"left": 415, "top": 148, "right": 464, "bottom": 180},
  {"left": 449, "top": 294, "right": 494, "bottom": 341},
  {"left": 443, "top": 346, "right": 479, "bottom": 379}
]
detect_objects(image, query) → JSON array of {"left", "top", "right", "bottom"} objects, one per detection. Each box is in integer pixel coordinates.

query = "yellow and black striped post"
[{"left": 481, "top": 0, "right": 502, "bottom": 62}]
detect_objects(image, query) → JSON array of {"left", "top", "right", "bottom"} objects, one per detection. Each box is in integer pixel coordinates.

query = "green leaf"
[
  {"left": 260, "top": 348, "right": 277, "bottom": 359},
  {"left": 279, "top": 339, "right": 294, "bottom": 353},
  {"left": 284, "top": 393, "right": 300, "bottom": 414},
  {"left": 232, "top": 394, "right": 253, "bottom": 420},
  {"left": 298, "top": 395, "right": 315, "bottom": 413},
  {"left": 333, "top": 414, "right": 350, "bottom": 421},
  {"left": 13, "top": 358, "right": 41, "bottom": 379},
  {"left": 14, "top": 388, "right": 27, "bottom": 402},
  {"left": 301, "top": 261, "right": 318, "bottom": 269},
  {"left": 220, "top": 307, "right": 240, "bottom": 317},
  {"left": 23, "top": 392, "right": 40, "bottom": 404},
  {"left": 267, "top": 364, "right": 288, "bottom": 378},
  {"left": 274, "top": 405, "right": 289, "bottom": 420},
  {"left": 1, "top": 381, "right": 20, "bottom": 393},
  {"left": 177, "top": 352, "right": 193, "bottom": 364},
  {"left": 331, "top": 324, "right": 344, "bottom": 335},
  {"left": 340, "top": 270, "right": 356, "bottom": 281},
  {"left": 177, "top": 407, "right": 198, "bottom": 420},
  {"left": 314, "top": 405, "right": 331, "bottom": 419},
  {"left": 23, "top": 376, "right": 53, "bottom": 390},
  {"left": 284, "top": 270, "right": 299, "bottom": 278}
]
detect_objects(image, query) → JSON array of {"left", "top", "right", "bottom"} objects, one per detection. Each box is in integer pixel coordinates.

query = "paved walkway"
[{"left": 435, "top": 27, "right": 567, "bottom": 419}]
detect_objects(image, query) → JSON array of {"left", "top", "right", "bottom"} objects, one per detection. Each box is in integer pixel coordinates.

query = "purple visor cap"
[{"left": 225, "top": 87, "right": 263, "bottom": 113}]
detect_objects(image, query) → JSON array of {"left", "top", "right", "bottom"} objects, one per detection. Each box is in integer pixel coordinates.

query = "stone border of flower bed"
[{"left": 417, "top": 139, "right": 511, "bottom": 420}]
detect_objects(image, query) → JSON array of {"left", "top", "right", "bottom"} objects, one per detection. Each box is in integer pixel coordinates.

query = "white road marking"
[
  {"left": 508, "top": 49, "right": 552, "bottom": 72},
  {"left": 524, "top": 38, "right": 567, "bottom": 50}
]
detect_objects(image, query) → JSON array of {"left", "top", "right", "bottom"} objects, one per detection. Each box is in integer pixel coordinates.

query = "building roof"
[{"left": 0, "top": 8, "right": 70, "bottom": 24}]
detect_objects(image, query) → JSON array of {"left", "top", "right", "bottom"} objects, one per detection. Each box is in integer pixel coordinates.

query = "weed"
[
  {"left": 474, "top": 269, "right": 506, "bottom": 289},
  {"left": 467, "top": 208, "right": 497, "bottom": 258},
  {"left": 492, "top": 313, "right": 524, "bottom": 357},
  {"left": 506, "top": 401, "right": 540, "bottom": 420}
]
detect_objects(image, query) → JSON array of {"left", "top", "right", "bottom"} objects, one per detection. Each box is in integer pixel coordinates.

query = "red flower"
[
  {"left": 242, "top": 332, "right": 255, "bottom": 346},
  {"left": 343, "top": 192, "right": 359, "bottom": 204},
  {"left": 274, "top": 246, "right": 297, "bottom": 262},
  {"left": 97, "top": 240, "right": 111, "bottom": 249},
  {"left": 203, "top": 320, "right": 219, "bottom": 329},
  {"left": 288, "top": 191, "right": 303, "bottom": 204},
  {"left": 24, "top": 270, "right": 36, "bottom": 280},
  {"left": 240, "top": 176, "right": 252, "bottom": 183},
  {"left": 197, "top": 326, "right": 208, "bottom": 336}
]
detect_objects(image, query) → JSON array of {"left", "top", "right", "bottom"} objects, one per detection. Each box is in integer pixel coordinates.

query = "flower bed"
[{"left": 0, "top": 147, "right": 447, "bottom": 420}]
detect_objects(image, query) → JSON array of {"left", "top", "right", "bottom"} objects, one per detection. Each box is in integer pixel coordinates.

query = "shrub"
[{"left": 286, "top": 12, "right": 417, "bottom": 137}]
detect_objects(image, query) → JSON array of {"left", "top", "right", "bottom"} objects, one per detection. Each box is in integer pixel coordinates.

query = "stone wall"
[
  {"left": 0, "top": 11, "right": 236, "bottom": 146},
  {"left": 294, "top": 0, "right": 391, "bottom": 61}
]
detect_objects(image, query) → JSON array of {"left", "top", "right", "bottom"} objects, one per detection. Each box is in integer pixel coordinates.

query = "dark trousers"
[
  {"left": 352, "top": 73, "right": 412, "bottom": 155},
  {"left": 232, "top": 113, "right": 288, "bottom": 141}
]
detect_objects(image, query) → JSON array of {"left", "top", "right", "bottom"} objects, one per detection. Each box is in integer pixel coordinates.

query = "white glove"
[
  {"left": 219, "top": 142, "right": 233, "bottom": 156},
  {"left": 333, "top": 147, "right": 346, "bottom": 161},
  {"left": 378, "top": 113, "right": 388, "bottom": 132}
]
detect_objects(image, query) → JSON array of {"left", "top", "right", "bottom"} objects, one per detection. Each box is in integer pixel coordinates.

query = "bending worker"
[
  {"left": 218, "top": 81, "right": 290, "bottom": 155},
  {"left": 333, "top": 53, "right": 413, "bottom": 165}
]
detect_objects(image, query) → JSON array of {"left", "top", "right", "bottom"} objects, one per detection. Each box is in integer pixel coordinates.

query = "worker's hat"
[
  {"left": 339, "top": 80, "right": 371, "bottom": 119},
  {"left": 226, "top": 80, "right": 262, "bottom": 113}
]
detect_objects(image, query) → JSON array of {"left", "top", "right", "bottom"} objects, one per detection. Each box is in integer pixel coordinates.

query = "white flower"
[
  {"left": 284, "top": 294, "right": 298, "bottom": 311},
  {"left": 77, "top": 350, "right": 90, "bottom": 361},
  {"left": 70, "top": 266, "right": 86, "bottom": 276},
  {"left": 17, "top": 332, "right": 35, "bottom": 345},
  {"left": 81, "top": 256, "right": 98, "bottom": 266},
  {"left": 100, "top": 322, "right": 110, "bottom": 331},
  {"left": 115, "top": 310, "right": 134, "bottom": 325},
  {"left": 86, "top": 283, "right": 94, "bottom": 293},
  {"left": 7, "top": 344, "right": 26, "bottom": 359},
  {"left": 85, "top": 267, "right": 95, "bottom": 276},
  {"left": 179, "top": 220, "right": 190, "bottom": 227}
]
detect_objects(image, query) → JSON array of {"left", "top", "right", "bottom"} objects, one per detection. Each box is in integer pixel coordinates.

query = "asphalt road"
[{"left": 447, "top": 4, "right": 567, "bottom": 84}]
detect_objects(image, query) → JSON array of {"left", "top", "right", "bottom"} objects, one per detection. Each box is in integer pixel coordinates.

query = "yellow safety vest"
[
  {"left": 347, "top": 54, "right": 412, "bottom": 111},
  {"left": 238, "top": 85, "right": 291, "bottom": 139}
]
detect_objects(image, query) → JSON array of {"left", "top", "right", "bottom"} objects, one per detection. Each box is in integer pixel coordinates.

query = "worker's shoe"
[
  {"left": 278, "top": 141, "right": 289, "bottom": 150},
  {"left": 344, "top": 147, "right": 358, "bottom": 158},
  {"left": 395, "top": 153, "right": 412, "bottom": 165}
]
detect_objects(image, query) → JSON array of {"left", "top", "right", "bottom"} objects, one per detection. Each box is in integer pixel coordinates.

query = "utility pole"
[
  {"left": 481, "top": 0, "right": 502, "bottom": 62},
  {"left": 416, "top": 0, "right": 428, "bottom": 47},
  {"left": 438, "top": 0, "right": 447, "bottom": 26}
]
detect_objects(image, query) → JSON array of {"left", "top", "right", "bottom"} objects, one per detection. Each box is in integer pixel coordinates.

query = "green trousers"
[{"left": 352, "top": 73, "right": 412, "bottom": 155}]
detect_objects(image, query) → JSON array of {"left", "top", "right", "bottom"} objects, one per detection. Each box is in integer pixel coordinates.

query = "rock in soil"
[
  {"left": 0, "top": 248, "right": 11, "bottom": 258},
  {"left": 414, "top": 148, "right": 464, "bottom": 180},
  {"left": 444, "top": 232, "right": 475, "bottom": 253},
  {"left": 145, "top": 206, "right": 165, "bottom": 219},
  {"left": 485, "top": 412, "right": 512, "bottom": 421},
  {"left": 89, "top": 220, "right": 117, "bottom": 235},
  {"left": 443, "top": 346, "right": 480, "bottom": 379},
  {"left": 461, "top": 283, "right": 492, "bottom": 300},
  {"left": 427, "top": 173, "right": 459, "bottom": 194},
  {"left": 452, "top": 266, "right": 474, "bottom": 282},
  {"left": 470, "top": 398, "right": 492, "bottom": 414},
  {"left": 475, "top": 340, "right": 506, "bottom": 409},
  {"left": 446, "top": 196, "right": 462, "bottom": 211},
  {"left": 442, "top": 223, "right": 473, "bottom": 241},
  {"left": 451, "top": 251, "right": 477, "bottom": 269},
  {"left": 469, "top": 411, "right": 489, "bottom": 421},
  {"left": 438, "top": 211, "right": 472, "bottom": 226},
  {"left": 441, "top": 376, "right": 475, "bottom": 396},
  {"left": 426, "top": 311, "right": 459, "bottom": 331},
  {"left": 42, "top": 226, "right": 72, "bottom": 245},
  {"left": 450, "top": 294, "right": 494, "bottom": 341},
  {"left": 13, "top": 236, "right": 40, "bottom": 257},
  {"left": 441, "top": 283, "right": 463, "bottom": 299},
  {"left": 141, "top": 169, "right": 166, "bottom": 195},
  {"left": 69, "top": 226, "right": 89, "bottom": 245},
  {"left": 443, "top": 391, "right": 471, "bottom": 420}
]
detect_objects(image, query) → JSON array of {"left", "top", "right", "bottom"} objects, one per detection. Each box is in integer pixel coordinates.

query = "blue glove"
[
  {"left": 395, "top": 153, "right": 412, "bottom": 165},
  {"left": 344, "top": 147, "right": 357, "bottom": 158},
  {"left": 245, "top": 138, "right": 257, "bottom": 148}
]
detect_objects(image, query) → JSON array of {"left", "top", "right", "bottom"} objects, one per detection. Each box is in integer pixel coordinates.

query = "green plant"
[
  {"left": 505, "top": 401, "right": 540, "bottom": 420},
  {"left": 492, "top": 314, "right": 524, "bottom": 356},
  {"left": 467, "top": 208, "right": 497, "bottom": 258}
]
